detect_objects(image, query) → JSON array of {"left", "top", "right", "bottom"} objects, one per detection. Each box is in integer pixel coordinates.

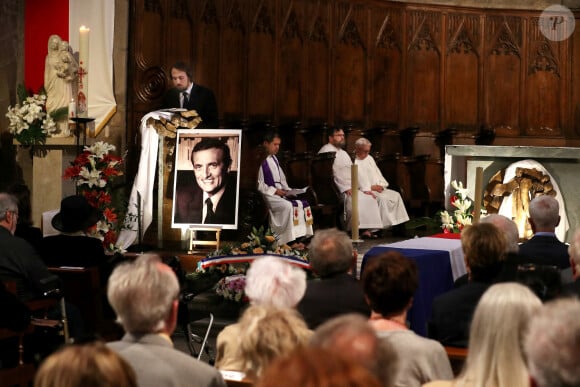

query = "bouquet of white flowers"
[{"left": 6, "top": 85, "right": 60, "bottom": 147}]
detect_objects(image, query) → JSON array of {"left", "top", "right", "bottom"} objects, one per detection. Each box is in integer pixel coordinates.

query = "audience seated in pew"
[
  {"left": 297, "top": 228, "right": 370, "bottom": 329},
  {"left": 428, "top": 222, "right": 506, "bottom": 347},
  {"left": 454, "top": 214, "right": 563, "bottom": 301},
  {"left": 257, "top": 130, "right": 313, "bottom": 245},
  {"left": 517, "top": 195, "right": 570, "bottom": 269},
  {"left": 524, "top": 298, "right": 580, "bottom": 387},
  {"left": 106, "top": 254, "right": 226, "bottom": 387},
  {"left": 310, "top": 313, "right": 399, "bottom": 387},
  {"left": 216, "top": 256, "right": 307, "bottom": 371},
  {"left": 0, "top": 192, "right": 85, "bottom": 341},
  {"left": 363, "top": 251, "right": 453, "bottom": 386},
  {"left": 255, "top": 346, "right": 382, "bottom": 387},
  {"left": 425, "top": 283, "right": 541, "bottom": 387},
  {"left": 34, "top": 341, "right": 137, "bottom": 387}
]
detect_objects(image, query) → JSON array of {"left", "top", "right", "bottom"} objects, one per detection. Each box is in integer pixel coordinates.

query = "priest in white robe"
[
  {"left": 258, "top": 131, "right": 313, "bottom": 245},
  {"left": 318, "top": 128, "right": 383, "bottom": 235},
  {"left": 354, "top": 138, "right": 409, "bottom": 228}
]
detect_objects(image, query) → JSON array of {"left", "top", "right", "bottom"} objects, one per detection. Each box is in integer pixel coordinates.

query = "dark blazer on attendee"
[
  {"left": 297, "top": 273, "right": 371, "bottom": 329},
  {"left": 428, "top": 282, "right": 490, "bottom": 348},
  {"left": 174, "top": 170, "right": 238, "bottom": 226},
  {"left": 108, "top": 333, "right": 226, "bottom": 387},
  {"left": 518, "top": 234, "right": 570, "bottom": 269},
  {"left": 162, "top": 84, "right": 219, "bottom": 128},
  {"left": 40, "top": 235, "right": 106, "bottom": 268}
]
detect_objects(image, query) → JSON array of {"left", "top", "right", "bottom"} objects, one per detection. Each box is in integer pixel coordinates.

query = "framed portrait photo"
[{"left": 172, "top": 129, "right": 242, "bottom": 229}]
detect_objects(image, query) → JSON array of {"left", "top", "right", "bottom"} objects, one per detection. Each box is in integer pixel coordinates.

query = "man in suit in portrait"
[
  {"left": 107, "top": 254, "right": 226, "bottom": 387},
  {"left": 174, "top": 138, "right": 238, "bottom": 226},
  {"left": 297, "top": 228, "right": 370, "bottom": 329},
  {"left": 162, "top": 61, "right": 219, "bottom": 128},
  {"left": 518, "top": 195, "right": 570, "bottom": 269}
]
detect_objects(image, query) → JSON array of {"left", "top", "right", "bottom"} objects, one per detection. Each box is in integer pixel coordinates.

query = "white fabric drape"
[{"left": 68, "top": 0, "right": 116, "bottom": 133}]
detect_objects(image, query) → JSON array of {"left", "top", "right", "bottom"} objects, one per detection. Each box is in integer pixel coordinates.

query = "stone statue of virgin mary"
[{"left": 44, "top": 34, "right": 78, "bottom": 136}]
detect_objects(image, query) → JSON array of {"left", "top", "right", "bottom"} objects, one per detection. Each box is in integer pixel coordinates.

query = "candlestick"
[
  {"left": 473, "top": 167, "right": 484, "bottom": 223},
  {"left": 351, "top": 164, "right": 359, "bottom": 241},
  {"left": 78, "top": 26, "right": 90, "bottom": 117}
]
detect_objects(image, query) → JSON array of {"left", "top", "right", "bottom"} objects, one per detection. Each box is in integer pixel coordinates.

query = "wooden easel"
[{"left": 188, "top": 226, "right": 222, "bottom": 254}]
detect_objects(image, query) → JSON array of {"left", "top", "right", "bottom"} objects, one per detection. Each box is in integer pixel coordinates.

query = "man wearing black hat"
[{"left": 40, "top": 195, "right": 106, "bottom": 268}]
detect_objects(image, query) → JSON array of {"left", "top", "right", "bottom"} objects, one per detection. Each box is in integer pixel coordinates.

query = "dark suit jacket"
[
  {"left": 174, "top": 170, "right": 238, "bottom": 225},
  {"left": 162, "top": 84, "right": 219, "bottom": 128},
  {"left": 40, "top": 235, "right": 106, "bottom": 268},
  {"left": 518, "top": 235, "right": 570, "bottom": 269},
  {"left": 297, "top": 273, "right": 371, "bottom": 329},
  {"left": 0, "top": 227, "right": 56, "bottom": 301},
  {"left": 108, "top": 333, "right": 226, "bottom": 387},
  {"left": 428, "top": 281, "right": 490, "bottom": 347}
]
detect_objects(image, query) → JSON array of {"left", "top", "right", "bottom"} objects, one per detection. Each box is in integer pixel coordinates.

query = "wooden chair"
[
  {"left": 0, "top": 326, "right": 36, "bottom": 387},
  {"left": 444, "top": 346, "right": 468, "bottom": 376},
  {"left": 0, "top": 281, "right": 63, "bottom": 387},
  {"left": 47, "top": 266, "right": 103, "bottom": 334},
  {"left": 310, "top": 152, "right": 343, "bottom": 229}
]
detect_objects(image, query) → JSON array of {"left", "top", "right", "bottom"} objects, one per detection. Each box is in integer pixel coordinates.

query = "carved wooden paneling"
[
  {"left": 444, "top": 13, "right": 480, "bottom": 129},
  {"left": 220, "top": 0, "right": 246, "bottom": 116},
  {"left": 304, "top": 3, "right": 330, "bottom": 122},
  {"left": 195, "top": 0, "right": 221, "bottom": 95},
  {"left": 525, "top": 17, "right": 562, "bottom": 135},
  {"left": 484, "top": 15, "right": 522, "bottom": 136},
  {"left": 371, "top": 7, "right": 403, "bottom": 127},
  {"left": 247, "top": 0, "right": 276, "bottom": 118},
  {"left": 165, "top": 0, "right": 194, "bottom": 68},
  {"left": 334, "top": 3, "right": 367, "bottom": 125},
  {"left": 277, "top": 1, "right": 305, "bottom": 120},
  {"left": 406, "top": 10, "right": 441, "bottom": 129}
]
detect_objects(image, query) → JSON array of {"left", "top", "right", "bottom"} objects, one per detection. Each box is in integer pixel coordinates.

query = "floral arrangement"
[
  {"left": 63, "top": 141, "right": 124, "bottom": 251},
  {"left": 439, "top": 180, "right": 474, "bottom": 233},
  {"left": 215, "top": 274, "right": 247, "bottom": 303},
  {"left": 187, "top": 226, "right": 310, "bottom": 303},
  {"left": 5, "top": 85, "right": 62, "bottom": 147}
]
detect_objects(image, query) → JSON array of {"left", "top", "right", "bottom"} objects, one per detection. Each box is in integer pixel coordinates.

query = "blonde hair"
[
  {"left": 456, "top": 283, "right": 541, "bottom": 387},
  {"left": 238, "top": 305, "right": 311, "bottom": 378},
  {"left": 34, "top": 341, "right": 137, "bottom": 387}
]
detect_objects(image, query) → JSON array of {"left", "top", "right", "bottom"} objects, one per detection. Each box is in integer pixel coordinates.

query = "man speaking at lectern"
[{"left": 162, "top": 61, "right": 219, "bottom": 128}]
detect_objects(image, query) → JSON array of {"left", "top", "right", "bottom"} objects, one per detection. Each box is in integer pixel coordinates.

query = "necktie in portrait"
[{"left": 204, "top": 197, "right": 214, "bottom": 223}]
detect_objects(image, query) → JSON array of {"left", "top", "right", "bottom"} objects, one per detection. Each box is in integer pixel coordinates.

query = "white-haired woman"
[
  {"left": 215, "top": 256, "right": 307, "bottom": 371},
  {"left": 424, "top": 282, "right": 542, "bottom": 387}
]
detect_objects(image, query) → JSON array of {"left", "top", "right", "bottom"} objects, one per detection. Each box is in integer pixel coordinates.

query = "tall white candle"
[
  {"left": 78, "top": 26, "right": 90, "bottom": 117},
  {"left": 351, "top": 164, "right": 359, "bottom": 241}
]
